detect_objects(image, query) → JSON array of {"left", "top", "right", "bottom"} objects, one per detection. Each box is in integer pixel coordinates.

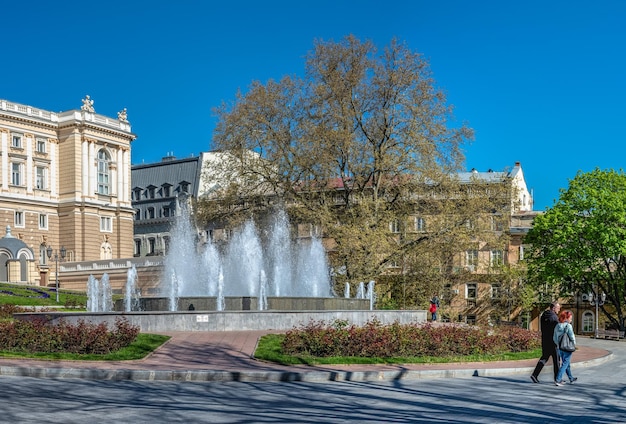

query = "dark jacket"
[{"left": 540, "top": 309, "right": 559, "bottom": 348}]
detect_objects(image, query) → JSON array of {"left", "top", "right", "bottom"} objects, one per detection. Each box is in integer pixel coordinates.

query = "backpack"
[{"left": 558, "top": 324, "right": 576, "bottom": 352}]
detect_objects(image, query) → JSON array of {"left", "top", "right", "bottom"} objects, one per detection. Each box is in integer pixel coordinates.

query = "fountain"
[
  {"left": 158, "top": 207, "right": 335, "bottom": 311},
  {"left": 87, "top": 273, "right": 113, "bottom": 312},
  {"left": 356, "top": 281, "right": 366, "bottom": 299},
  {"left": 124, "top": 264, "right": 141, "bottom": 312},
  {"left": 27, "top": 203, "right": 424, "bottom": 333}
]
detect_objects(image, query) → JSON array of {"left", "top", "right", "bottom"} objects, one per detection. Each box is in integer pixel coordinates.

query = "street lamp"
[
  {"left": 589, "top": 284, "right": 606, "bottom": 339},
  {"left": 46, "top": 245, "right": 66, "bottom": 303}
]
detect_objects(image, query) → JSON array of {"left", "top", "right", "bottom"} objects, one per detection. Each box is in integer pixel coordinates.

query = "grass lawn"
[
  {"left": 255, "top": 333, "right": 542, "bottom": 366},
  {"left": 0, "top": 282, "right": 89, "bottom": 307}
]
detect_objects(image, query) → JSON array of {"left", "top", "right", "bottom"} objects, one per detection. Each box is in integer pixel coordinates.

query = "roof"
[
  {"left": 132, "top": 156, "right": 203, "bottom": 198},
  {"left": 0, "top": 226, "right": 33, "bottom": 258}
]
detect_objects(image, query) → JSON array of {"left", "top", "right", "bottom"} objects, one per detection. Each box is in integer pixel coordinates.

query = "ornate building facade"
[{"left": 0, "top": 97, "right": 135, "bottom": 286}]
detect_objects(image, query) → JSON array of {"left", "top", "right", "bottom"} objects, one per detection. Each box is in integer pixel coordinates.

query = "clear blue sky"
[{"left": 2, "top": 1, "right": 625, "bottom": 211}]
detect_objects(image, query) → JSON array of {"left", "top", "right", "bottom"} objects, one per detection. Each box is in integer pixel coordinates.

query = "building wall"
[{"left": 0, "top": 98, "right": 136, "bottom": 286}]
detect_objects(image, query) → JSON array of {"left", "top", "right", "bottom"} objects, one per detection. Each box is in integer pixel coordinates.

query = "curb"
[{"left": 0, "top": 352, "right": 613, "bottom": 383}]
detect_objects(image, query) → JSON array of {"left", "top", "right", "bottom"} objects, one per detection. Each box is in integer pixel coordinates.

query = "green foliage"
[
  {"left": 526, "top": 168, "right": 626, "bottom": 330},
  {"left": 278, "top": 319, "right": 540, "bottom": 360},
  {"left": 0, "top": 317, "right": 139, "bottom": 355}
]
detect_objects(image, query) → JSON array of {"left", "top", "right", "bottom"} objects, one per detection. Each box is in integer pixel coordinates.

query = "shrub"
[
  {"left": 0, "top": 317, "right": 139, "bottom": 355},
  {"left": 281, "top": 319, "right": 540, "bottom": 358},
  {"left": 0, "top": 304, "right": 22, "bottom": 320}
]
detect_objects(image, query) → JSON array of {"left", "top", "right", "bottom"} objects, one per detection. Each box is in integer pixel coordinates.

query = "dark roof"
[
  {"left": 0, "top": 226, "right": 33, "bottom": 258},
  {"left": 132, "top": 156, "right": 202, "bottom": 197}
]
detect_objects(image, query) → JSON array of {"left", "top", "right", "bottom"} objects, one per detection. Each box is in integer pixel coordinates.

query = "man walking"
[{"left": 530, "top": 302, "right": 561, "bottom": 383}]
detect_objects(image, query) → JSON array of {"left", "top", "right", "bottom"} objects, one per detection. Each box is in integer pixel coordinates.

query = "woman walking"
[{"left": 553, "top": 310, "right": 577, "bottom": 386}]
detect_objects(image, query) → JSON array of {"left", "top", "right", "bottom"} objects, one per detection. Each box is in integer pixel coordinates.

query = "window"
[
  {"left": 100, "top": 216, "right": 112, "bottom": 232},
  {"left": 15, "top": 211, "right": 24, "bottom": 227},
  {"left": 466, "top": 283, "right": 477, "bottom": 299},
  {"left": 519, "top": 245, "right": 526, "bottom": 261},
  {"left": 582, "top": 311, "right": 594, "bottom": 333},
  {"left": 133, "top": 188, "right": 142, "bottom": 200},
  {"left": 148, "top": 187, "right": 155, "bottom": 199},
  {"left": 97, "top": 150, "right": 110, "bottom": 195},
  {"left": 163, "top": 206, "right": 171, "bottom": 217},
  {"left": 180, "top": 182, "right": 189, "bottom": 193},
  {"left": 135, "top": 209, "right": 141, "bottom": 220},
  {"left": 162, "top": 185, "right": 171, "bottom": 197},
  {"left": 11, "top": 163, "right": 23, "bottom": 186},
  {"left": 12, "top": 134, "right": 22, "bottom": 148},
  {"left": 466, "top": 282, "right": 477, "bottom": 307},
  {"left": 414, "top": 216, "right": 426, "bottom": 232},
  {"left": 163, "top": 236, "right": 170, "bottom": 254},
  {"left": 36, "top": 139, "right": 46, "bottom": 153},
  {"left": 38, "top": 214, "right": 48, "bottom": 229},
  {"left": 39, "top": 244, "right": 48, "bottom": 265},
  {"left": 389, "top": 219, "right": 400, "bottom": 233},
  {"left": 134, "top": 239, "right": 141, "bottom": 257},
  {"left": 466, "top": 315, "right": 477, "bottom": 325},
  {"left": 147, "top": 207, "right": 155, "bottom": 219},
  {"left": 36, "top": 166, "right": 47, "bottom": 190},
  {"left": 491, "top": 284, "right": 501, "bottom": 299},
  {"left": 491, "top": 249, "right": 504, "bottom": 267},
  {"left": 148, "top": 238, "right": 156, "bottom": 255},
  {"left": 466, "top": 249, "right": 478, "bottom": 267},
  {"left": 491, "top": 215, "right": 504, "bottom": 231}
]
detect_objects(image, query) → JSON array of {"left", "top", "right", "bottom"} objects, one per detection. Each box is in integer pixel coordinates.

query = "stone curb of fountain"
[{"left": 0, "top": 352, "right": 612, "bottom": 383}]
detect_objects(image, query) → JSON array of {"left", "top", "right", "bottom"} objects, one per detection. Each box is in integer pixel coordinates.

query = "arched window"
[
  {"left": 582, "top": 311, "right": 594, "bottom": 333},
  {"left": 39, "top": 244, "right": 48, "bottom": 265},
  {"left": 19, "top": 253, "right": 28, "bottom": 282},
  {"left": 97, "top": 150, "right": 110, "bottom": 195},
  {"left": 0, "top": 252, "right": 8, "bottom": 281}
]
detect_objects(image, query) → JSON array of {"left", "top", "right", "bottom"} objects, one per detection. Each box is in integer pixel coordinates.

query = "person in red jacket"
[
  {"left": 429, "top": 294, "right": 440, "bottom": 321},
  {"left": 530, "top": 302, "right": 561, "bottom": 383}
]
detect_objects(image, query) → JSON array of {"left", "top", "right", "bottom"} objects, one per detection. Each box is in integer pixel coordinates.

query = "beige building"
[{"left": 0, "top": 97, "right": 135, "bottom": 287}]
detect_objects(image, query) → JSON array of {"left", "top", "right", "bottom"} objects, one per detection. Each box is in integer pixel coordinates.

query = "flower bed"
[{"left": 282, "top": 319, "right": 541, "bottom": 358}]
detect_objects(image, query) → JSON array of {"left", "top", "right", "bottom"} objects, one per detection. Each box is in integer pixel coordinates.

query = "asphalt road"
[{"left": 1, "top": 337, "right": 624, "bottom": 424}]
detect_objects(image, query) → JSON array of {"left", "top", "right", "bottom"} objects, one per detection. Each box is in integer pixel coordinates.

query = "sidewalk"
[{"left": 0, "top": 331, "right": 612, "bottom": 382}]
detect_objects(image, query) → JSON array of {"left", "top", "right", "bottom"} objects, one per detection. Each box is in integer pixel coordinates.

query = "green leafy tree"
[{"left": 526, "top": 168, "right": 626, "bottom": 331}]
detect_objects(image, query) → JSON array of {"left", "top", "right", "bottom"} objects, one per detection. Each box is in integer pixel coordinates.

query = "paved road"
[{"left": 0, "top": 337, "right": 624, "bottom": 423}]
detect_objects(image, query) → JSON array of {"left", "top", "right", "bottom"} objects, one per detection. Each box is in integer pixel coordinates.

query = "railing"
[
  {"left": 61, "top": 257, "right": 164, "bottom": 272},
  {"left": 1, "top": 99, "right": 130, "bottom": 131},
  {"left": 1, "top": 99, "right": 56, "bottom": 122}
]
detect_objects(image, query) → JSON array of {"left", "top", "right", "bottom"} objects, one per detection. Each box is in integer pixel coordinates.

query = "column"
[
  {"left": 49, "top": 139, "right": 58, "bottom": 196},
  {"left": 0, "top": 131, "right": 7, "bottom": 190},
  {"left": 25, "top": 134, "right": 33, "bottom": 193},
  {"left": 82, "top": 139, "right": 89, "bottom": 196},
  {"left": 88, "top": 141, "right": 96, "bottom": 196}
]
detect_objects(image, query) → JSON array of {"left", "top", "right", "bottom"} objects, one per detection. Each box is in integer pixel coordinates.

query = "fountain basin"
[
  {"left": 15, "top": 310, "right": 427, "bottom": 332},
  {"left": 114, "top": 296, "right": 371, "bottom": 312}
]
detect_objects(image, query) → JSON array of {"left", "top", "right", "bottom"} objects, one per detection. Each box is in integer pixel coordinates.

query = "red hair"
[{"left": 558, "top": 310, "right": 573, "bottom": 323}]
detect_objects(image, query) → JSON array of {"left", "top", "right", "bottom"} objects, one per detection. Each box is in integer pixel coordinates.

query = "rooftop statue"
[
  {"left": 81, "top": 95, "right": 95, "bottom": 113},
  {"left": 117, "top": 108, "right": 128, "bottom": 122}
]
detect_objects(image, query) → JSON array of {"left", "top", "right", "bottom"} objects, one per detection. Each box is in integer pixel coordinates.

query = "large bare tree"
[{"left": 200, "top": 35, "right": 510, "bottom": 305}]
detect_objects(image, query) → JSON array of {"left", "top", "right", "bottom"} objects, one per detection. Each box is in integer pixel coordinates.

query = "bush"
[
  {"left": 282, "top": 320, "right": 540, "bottom": 358},
  {"left": 0, "top": 304, "right": 23, "bottom": 320},
  {"left": 0, "top": 317, "right": 139, "bottom": 355}
]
